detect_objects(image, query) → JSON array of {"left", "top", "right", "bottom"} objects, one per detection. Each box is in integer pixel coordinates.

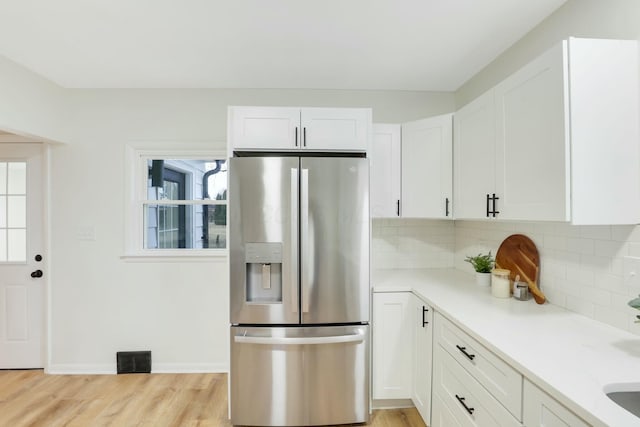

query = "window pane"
[
  {"left": 7, "top": 229, "right": 26, "bottom": 262},
  {"left": 0, "top": 229, "right": 6, "bottom": 261},
  {"left": 7, "top": 195, "right": 26, "bottom": 228},
  {"left": 0, "top": 196, "right": 5, "bottom": 228},
  {"left": 7, "top": 162, "right": 26, "bottom": 195},
  {"left": 205, "top": 204, "right": 226, "bottom": 249},
  {"left": 0, "top": 163, "right": 6, "bottom": 195},
  {"left": 146, "top": 159, "right": 227, "bottom": 201}
]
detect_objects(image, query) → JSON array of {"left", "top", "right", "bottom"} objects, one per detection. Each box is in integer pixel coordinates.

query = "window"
[
  {"left": 0, "top": 162, "right": 27, "bottom": 262},
  {"left": 125, "top": 147, "right": 228, "bottom": 258}
]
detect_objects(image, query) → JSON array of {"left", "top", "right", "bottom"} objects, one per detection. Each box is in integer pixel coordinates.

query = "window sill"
[{"left": 120, "top": 250, "right": 228, "bottom": 263}]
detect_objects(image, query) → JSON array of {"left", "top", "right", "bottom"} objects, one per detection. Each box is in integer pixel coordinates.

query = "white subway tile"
[
  {"left": 594, "top": 239, "right": 628, "bottom": 258},
  {"left": 580, "top": 225, "right": 611, "bottom": 240},
  {"left": 567, "top": 238, "right": 594, "bottom": 255},
  {"left": 566, "top": 297, "right": 596, "bottom": 318}
]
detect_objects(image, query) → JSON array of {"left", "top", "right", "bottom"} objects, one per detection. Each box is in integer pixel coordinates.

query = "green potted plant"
[
  {"left": 628, "top": 295, "right": 640, "bottom": 323},
  {"left": 465, "top": 251, "right": 494, "bottom": 286}
]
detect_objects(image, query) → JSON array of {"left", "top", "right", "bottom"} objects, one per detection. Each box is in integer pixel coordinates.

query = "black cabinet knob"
[
  {"left": 35, "top": 254, "right": 43, "bottom": 262},
  {"left": 30, "top": 270, "right": 43, "bottom": 278}
]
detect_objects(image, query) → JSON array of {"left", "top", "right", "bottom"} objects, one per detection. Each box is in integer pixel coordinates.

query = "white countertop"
[{"left": 372, "top": 268, "right": 640, "bottom": 427}]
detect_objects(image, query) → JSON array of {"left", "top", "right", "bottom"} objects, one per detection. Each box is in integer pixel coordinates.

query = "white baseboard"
[
  {"left": 46, "top": 364, "right": 116, "bottom": 375},
  {"left": 371, "top": 398, "right": 414, "bottom": 409},
  {"left": 46, "top": 362, "right": 229, "bottom": 375},
  {"left": 152, "top": 362, "right": 229, "bottom": 373}
]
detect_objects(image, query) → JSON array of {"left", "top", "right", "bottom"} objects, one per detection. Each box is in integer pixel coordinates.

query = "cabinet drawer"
[
  {"left": 434, "top": 313, "right": 522, "bottom": 419},
  {"left": 433, "top": 346, "right": 520, "bottom": 427}
]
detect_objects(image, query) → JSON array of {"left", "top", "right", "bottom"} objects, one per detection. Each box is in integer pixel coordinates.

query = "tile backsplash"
[
  {"left": 372, "top": 218, "right": 640, "bottom": 334},
  {"left": 372, "top": 219, "right": 455, "bottom": 270}
]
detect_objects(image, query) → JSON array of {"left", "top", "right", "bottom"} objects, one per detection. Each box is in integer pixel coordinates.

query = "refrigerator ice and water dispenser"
[{"left": 245, "top": 242, "right": 283, "bottom": 303}]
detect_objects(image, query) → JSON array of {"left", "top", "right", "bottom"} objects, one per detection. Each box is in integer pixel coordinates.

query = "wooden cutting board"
[{"left": 495, "top": 234, "right": 546, "bottom": 304}]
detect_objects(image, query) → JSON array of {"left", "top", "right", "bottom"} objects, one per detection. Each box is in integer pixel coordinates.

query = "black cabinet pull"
[
  {"left": 396, "top": 200, "right": 400, "bottom": 217},
  {"left": 492, "top": 193, "right": 500, "bottom": 217},
  {"left": 303, "top": 127, "right": 307, "bottom": 147},
  {"left": 455, "top": 394, "right": 475, "bottom": 415},
  {"left": 486, "top": 194, "right": 490, "bottom": 217},
  {"left": 422, "top": 306, "right": 429, "bottom": 327},
  {"left": 445, "top": 197, "right": 450, "bottom": 217},
  {"left": 455, "top": 345, "right": 476, "bottom": 361},
  {"left": 31, "top": 270, "right": 43, "bottom": 278},
  {"left": 295, "top": 127, "right": 299, "bottom": 147}
]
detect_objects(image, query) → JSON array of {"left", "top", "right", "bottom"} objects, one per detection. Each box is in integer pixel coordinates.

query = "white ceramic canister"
[{"left": 491, "top": 269, "right": 511, "bottom": 298}]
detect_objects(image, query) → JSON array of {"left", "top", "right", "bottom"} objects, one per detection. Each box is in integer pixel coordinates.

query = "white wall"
[
  {"left": 45, "top": 88, "right": 455, "bottom": 372},
  {"left": 452, "top": 0, "right": 640, "bottom": 334},
  {"left": 0, "top": 56, "right": 68, "bottom": 142}
]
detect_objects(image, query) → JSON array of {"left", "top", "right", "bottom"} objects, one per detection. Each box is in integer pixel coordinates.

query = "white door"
[
  {"left": 0, "top": 143, "right": 44, "bottom": 369},
  {"left": 402, "top": 114, "right": 453, "bottom": 218}
]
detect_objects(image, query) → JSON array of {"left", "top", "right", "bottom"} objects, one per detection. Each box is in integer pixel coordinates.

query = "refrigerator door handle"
[
  {"left": 291, "top": 168, "right": 299, "bottom": 314},
  {"left": 301, "top": 168, "right": 310, "bottom": 313},
  {"left": 234, "top": 332, "right": 364, "bottom": 345}
]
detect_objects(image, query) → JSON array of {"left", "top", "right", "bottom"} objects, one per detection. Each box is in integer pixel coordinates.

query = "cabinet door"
[
  {"left": 494, "top": 42, "right": 569, "bottom": 221},
  {"left": 412, "top": 296, "right": 433, "bottom": 424},
  {"left": 569, "top": 38, "right": 640, "bottom": 225},
  {"left": 301, "top": 108, "right": 370, "bottom": 151},
  {"left": 454, "top": 91, "right": 496, "bottom": 220},
  {"left": 228, "top": 107, "right": 301, "bottom": 151},
  {"left": 372, "top": 292, "right": 412, "bottom": 400},
  {"left": 371, "top": 124, "right": 401, "bottom": 217},
  {"left": 402, "top": 114, "right": 453, "bottom": 218},
  {"left": 523, "top": 380, "right": 589, "bottom": 427}
]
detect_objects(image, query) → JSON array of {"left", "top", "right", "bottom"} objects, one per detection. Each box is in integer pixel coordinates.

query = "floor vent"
[{"left": 116, "top": 351, "right": 151, "bottom": 374}]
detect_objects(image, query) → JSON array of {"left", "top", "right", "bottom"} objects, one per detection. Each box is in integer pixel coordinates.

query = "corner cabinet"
[
  {"left": 454, "top": 37, "right": 640, "bottom": 224},
  {"left": 372, "top": 292, "right": 413, "bottom": 399},
  {"left": 228, "top": 106, "right": 371, "bottom": 153},
  {"left": 371, "top": 114, "right": 453, "bottom": 219}
]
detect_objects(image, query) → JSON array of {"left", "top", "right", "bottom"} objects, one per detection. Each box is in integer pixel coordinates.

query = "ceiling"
[{"left": 0, "top": 0, "right": 567, "bottom": 91}]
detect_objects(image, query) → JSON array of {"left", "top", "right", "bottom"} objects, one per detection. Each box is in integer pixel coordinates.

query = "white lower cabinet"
[
  {"left": 523, "top": 379, "right": 589, "bottom": 427},
  {"left": 432, "top": 312, "right": 522, "bottom": 427},
  {"left": 372, "top": 292, "right": 412, "bottom": 399},
  {"left": 412, "top": 295, "right": 433, "bottom": 423},
  {"left": 373, "top": 293, "right": 591, "bottom": 427},
  {"left": 432, "top": 345, "right": 521, "bottom": 427}
]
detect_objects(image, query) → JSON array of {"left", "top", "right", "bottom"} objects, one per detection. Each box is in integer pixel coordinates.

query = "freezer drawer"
[{"left": 229, "top": 325, "right": 370, "bottom": 426}]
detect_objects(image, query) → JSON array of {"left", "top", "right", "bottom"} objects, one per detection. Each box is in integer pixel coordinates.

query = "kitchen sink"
[{"left": 605, "top": 384, "right": 640, "bottom": 418}]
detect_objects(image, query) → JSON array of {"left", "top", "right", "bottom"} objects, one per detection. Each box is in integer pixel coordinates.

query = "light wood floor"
[{"left": 0, "top": 370, "right": 426, "bottom": 427}]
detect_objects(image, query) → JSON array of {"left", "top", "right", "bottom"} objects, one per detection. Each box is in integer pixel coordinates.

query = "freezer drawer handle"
[{"left": 234, "top": 332, "right": 364, "bottom": 345}]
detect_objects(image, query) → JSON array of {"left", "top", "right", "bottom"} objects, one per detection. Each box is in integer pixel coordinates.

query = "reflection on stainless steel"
[
  {"left": 230, "top": 325, "right": 370, "bottom": 426},
  {"left": 229, "top": 155, "right": 370, "bottom": 426}
]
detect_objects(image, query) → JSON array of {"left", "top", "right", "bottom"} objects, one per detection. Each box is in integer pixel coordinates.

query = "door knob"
[{"left": 31, "top": 270, "right": 43, "bottom": 278}]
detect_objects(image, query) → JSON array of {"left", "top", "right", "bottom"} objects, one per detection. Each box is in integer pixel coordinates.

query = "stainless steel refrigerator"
[{"left": 229, "top": 155, "right": 370, "bottom": 426}]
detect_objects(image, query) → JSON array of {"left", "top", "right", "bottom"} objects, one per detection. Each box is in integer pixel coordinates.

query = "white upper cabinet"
[
  {"left": 228, "top": 106, "right": 371, "bottom": 153},
  {"left": 371, "top": 114, "right": 453, "bottom": 219},
  {"left": 494, "top": 41, "right": 569, "bottom": 221},
  {"left": 454, "top": 91, "right": 496, "bottom": 220},
  {"left": 454, "top": 37, "right": 640, "bottom": 224},
  {"left": 371, "top": 124, "right": 401, "bottom": 217},
  {"left": 402, "top": 114, "right": 453, "bottom": 219},
  {"left": 300, "top": 108, "right": 370, "bottom": 151}
]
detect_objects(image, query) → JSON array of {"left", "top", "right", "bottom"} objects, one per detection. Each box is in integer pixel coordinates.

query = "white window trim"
[{"left": 122, "top": 143, "right": 228, "bottom": 260}]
